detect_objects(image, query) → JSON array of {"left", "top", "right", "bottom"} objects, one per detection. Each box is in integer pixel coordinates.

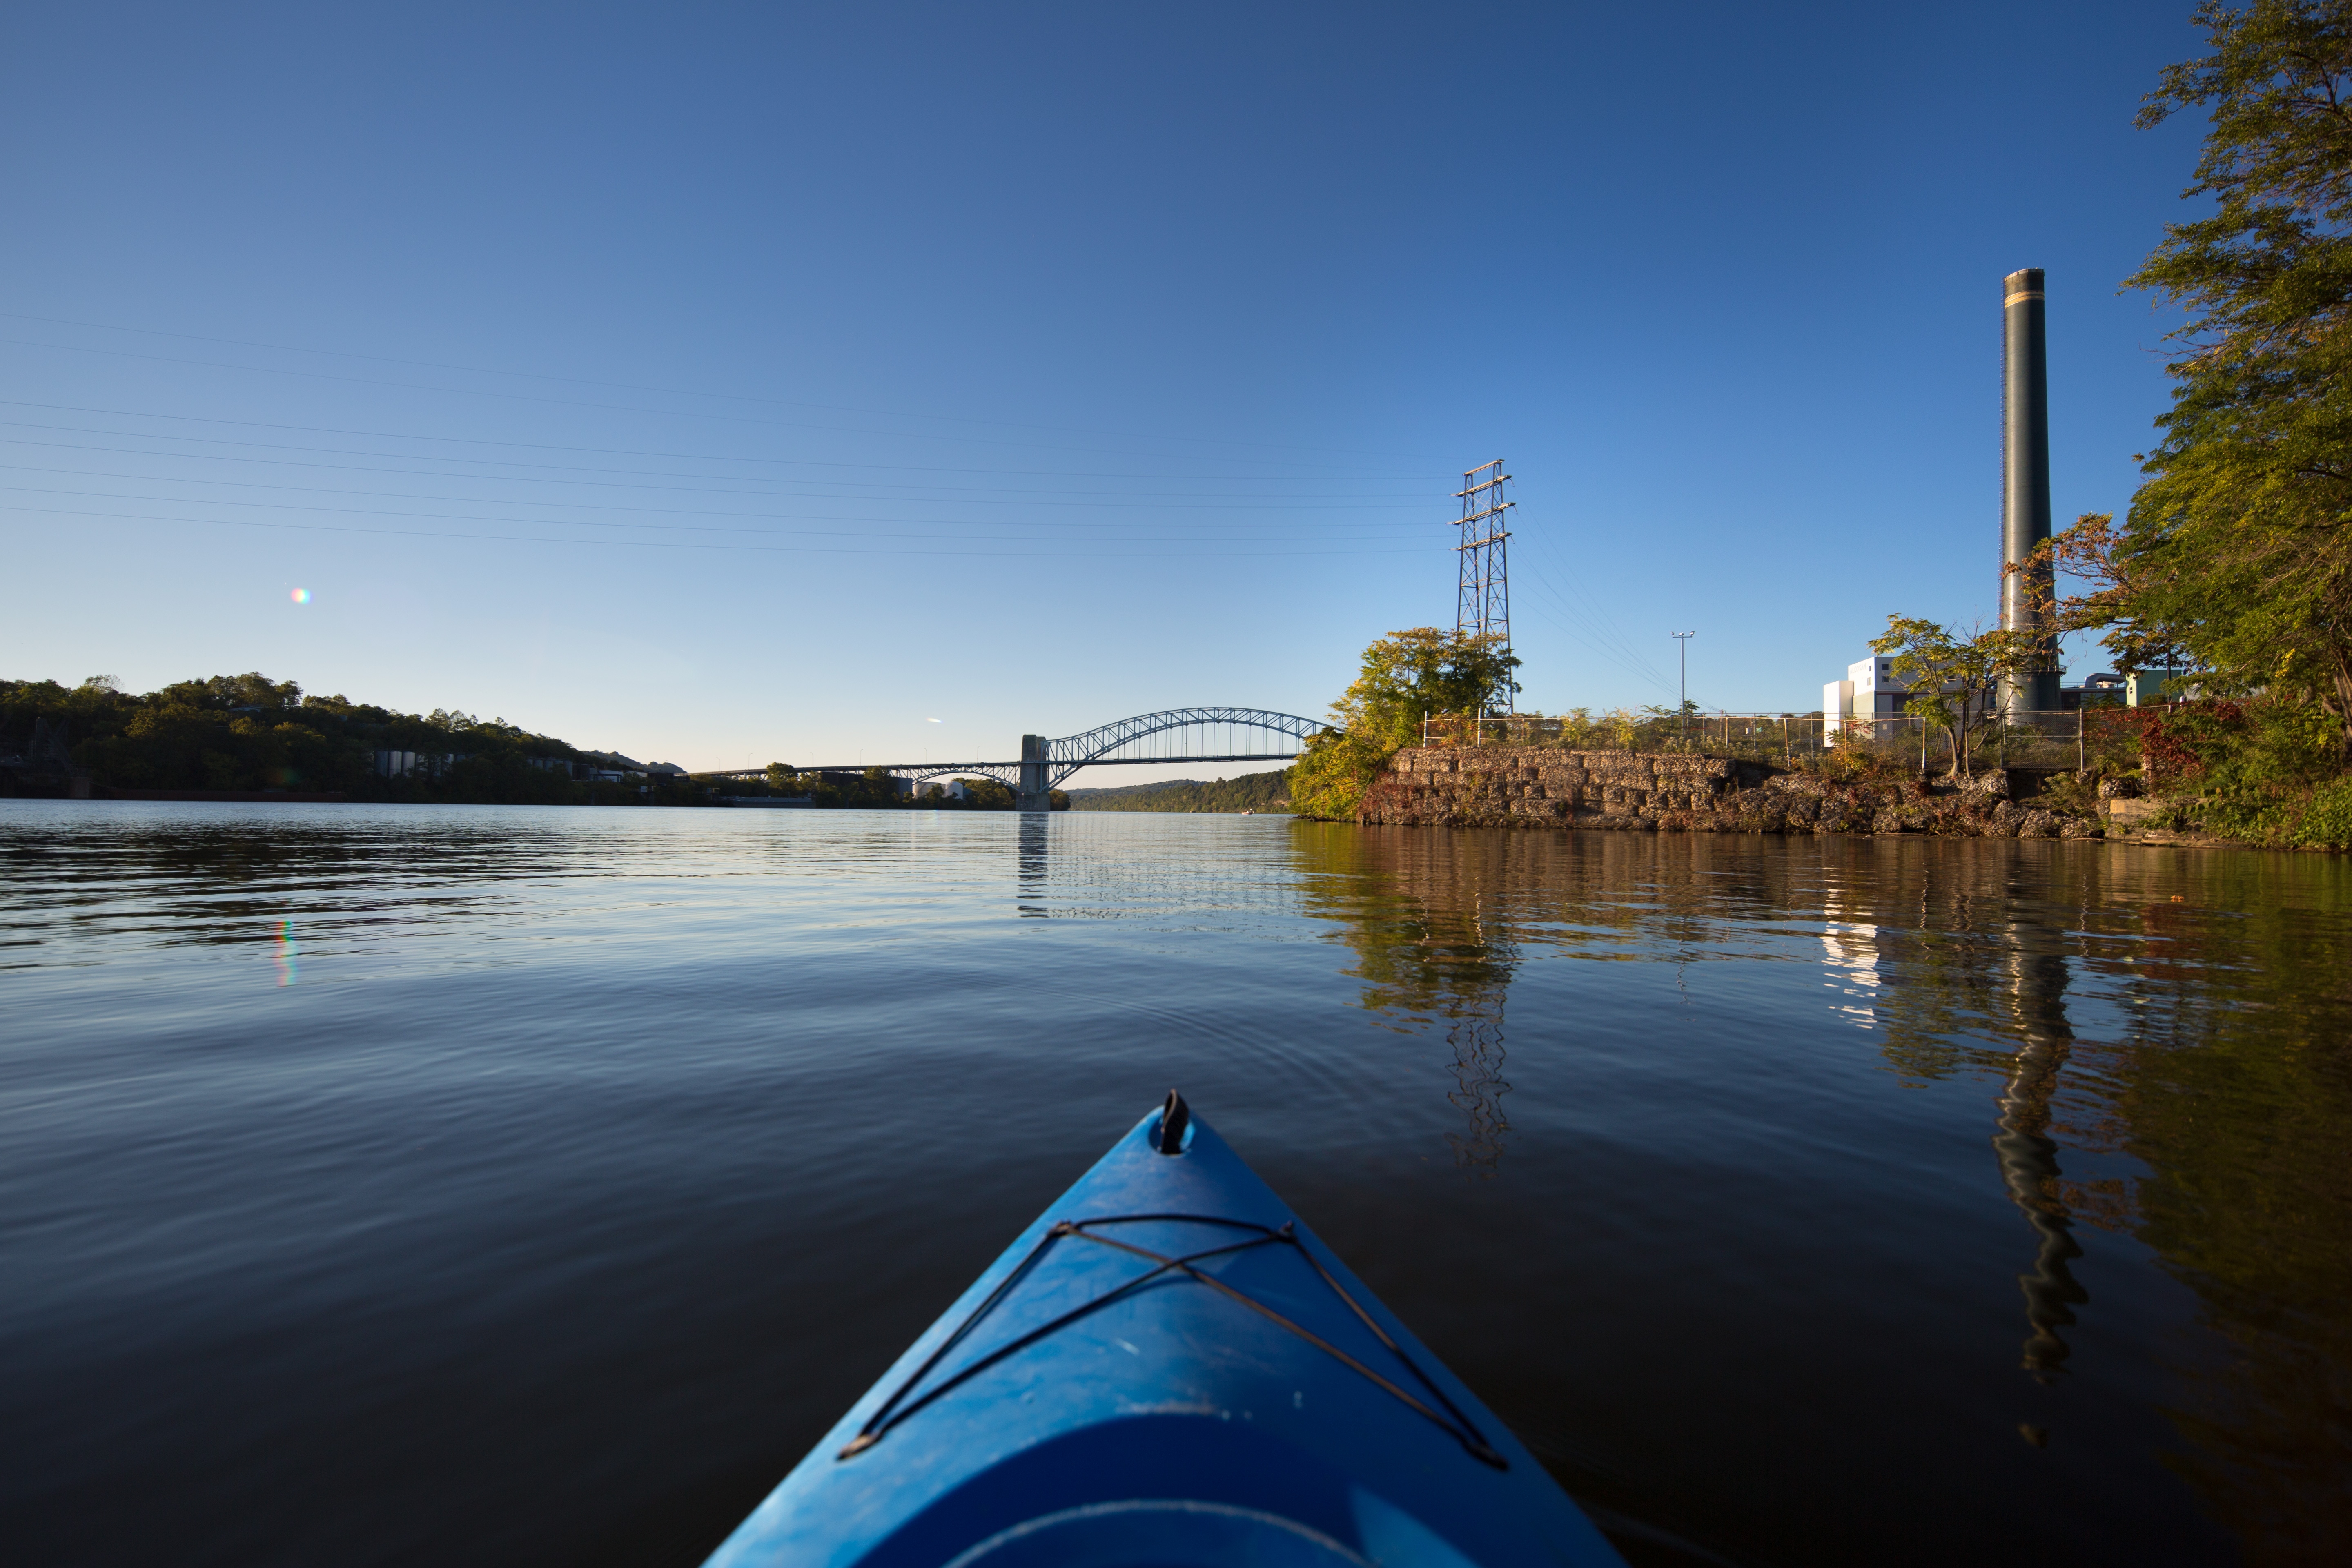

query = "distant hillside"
[{"left": 1064, "top": 769, "right": 1290, "bottom": 813}]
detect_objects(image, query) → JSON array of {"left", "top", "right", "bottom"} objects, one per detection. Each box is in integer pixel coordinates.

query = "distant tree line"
[
  {"left": 737, "top": 762, "right": 1066, "bottom": 811},
  {"left": 3, "top": 673, "right": 1075, "bottom": 811},
  {"left": 0, "top": 672, "right": 693, "bottom": 805},
  {"left": 1064, "top": 771, "right": 1289, "bottom": 813}
]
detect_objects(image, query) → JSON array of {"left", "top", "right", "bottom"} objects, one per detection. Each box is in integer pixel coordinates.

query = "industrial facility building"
[
  {"left": 1819, "top": 655, "right": 2133, "bottom": 735},
  {"left": 1822, "top": 656, "right": 1934, "bottom": 731}
]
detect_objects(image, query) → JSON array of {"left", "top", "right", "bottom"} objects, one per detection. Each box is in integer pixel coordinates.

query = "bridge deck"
[
  {"left": 701, "top": 751, "right": 1300, "bottom": 782},
  {"left": 695, "top": 708, "right": 1322, "bottom": 791}
]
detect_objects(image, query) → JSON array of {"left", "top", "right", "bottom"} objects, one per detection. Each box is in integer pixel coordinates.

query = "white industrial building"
[
  {"left": 1822, "top": 656, "right": 1923, "bottom": 730},
  {"left": 1822, "top": 654, "right": 2134, "bottom": 737}
]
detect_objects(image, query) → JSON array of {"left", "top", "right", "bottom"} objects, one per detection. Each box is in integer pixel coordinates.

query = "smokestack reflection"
[
  {"left": 1822, "top": 849, "right": 2089, "bottom": 1379},
  {"left": 1995, "top": 932, "right": 2086, "bottom": 1380}
]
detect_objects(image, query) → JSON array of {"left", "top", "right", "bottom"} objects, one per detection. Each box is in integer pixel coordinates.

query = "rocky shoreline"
[{"left": 1351, "top": 746, "right": 2196, "bottom": 842}]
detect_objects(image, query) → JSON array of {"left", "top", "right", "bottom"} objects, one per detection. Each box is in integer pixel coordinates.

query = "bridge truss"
[{"left": 705, "top": 707, "right": 1326, "bottom": 795}]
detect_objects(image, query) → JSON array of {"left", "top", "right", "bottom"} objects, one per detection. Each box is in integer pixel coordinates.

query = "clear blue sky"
[{"left": 0, "top": 2, "right": 2205, "bottom": 776}]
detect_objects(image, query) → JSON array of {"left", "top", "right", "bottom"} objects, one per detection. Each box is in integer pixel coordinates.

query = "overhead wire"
[
  {"left": 1507, "top": 500, "right": 1679, "bottom": 697},
  {"left": 0, "top": 328, "right": 1461, "bottom": 566},
  {"left": 0, "top": 479, "right": 1436, "bottom": 545},
  {"left": 0, "top": 403, "right": 1436, "bottom": 484},
  {"left": 0, "top": 334, "right": 1433, "bottom": 467},
  {"left": 1, "top": 502, "right": 1444, "bottom": 559},
  {"left": 0, "top": 309, "right": 1414, "bottom": 461},
  {"left": 0, "top": 445, "right": 1433, "bottom": 510}
]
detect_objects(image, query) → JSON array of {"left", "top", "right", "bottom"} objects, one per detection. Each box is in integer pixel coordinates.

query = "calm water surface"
[{"left": 4, "top": 803, "right": 2348, "bottom": 1566}]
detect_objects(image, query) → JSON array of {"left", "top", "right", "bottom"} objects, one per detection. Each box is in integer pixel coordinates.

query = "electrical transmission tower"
[{"left": 1454, "top": 459, "right": 1514, "bottom": 714}]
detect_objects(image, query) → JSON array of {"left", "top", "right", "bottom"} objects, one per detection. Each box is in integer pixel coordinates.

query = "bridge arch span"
[
  {"left": 1042, "top": 707, "right": 1322, "bottom": 789},
  {"left": 707, "top": 706, "right": 1327, "bottom": 807}
]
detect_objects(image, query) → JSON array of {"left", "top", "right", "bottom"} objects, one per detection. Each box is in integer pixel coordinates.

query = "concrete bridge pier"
[{"left": 1018, "top": 733, "right": 1051, "bottom": 813}]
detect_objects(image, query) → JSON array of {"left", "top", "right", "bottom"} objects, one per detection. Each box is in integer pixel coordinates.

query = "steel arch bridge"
[{"left": 705, "top": 706, "right": 1325, "bottom": 807}]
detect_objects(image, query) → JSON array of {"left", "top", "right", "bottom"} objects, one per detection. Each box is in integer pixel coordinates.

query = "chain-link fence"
[{"left": 1421, "top": 708, "right": 2144, "bottom": 772}]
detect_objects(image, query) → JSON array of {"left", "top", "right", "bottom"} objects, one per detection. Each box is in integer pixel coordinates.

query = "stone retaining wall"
[
  {"left": 1355, "top": 747, "right": 2114, "bottom": 840},
  {"left": 1360, "top": 748, "right": 1766, "bottom": 827}
]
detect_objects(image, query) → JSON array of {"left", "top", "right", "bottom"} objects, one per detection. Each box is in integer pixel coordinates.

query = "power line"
[
  {"left": 0, "top": 309, "right": 1415, "bottom": 460},
  {"left": 0, "top": 483, "right": 1440, "bottom": 544},
  {"left": 0, "top": 434, "right": 1433, "bottom": 504},
  {"left": 0, "top": 461, "right": 1439, "bottom": 523},
  {"left": 0, "top": 501, "right": 1446, "bottom": 559},
  {"left": 0, "top": 402, "right": 1434, "bottom": 483},
  {"left": 1512, "top": 514, "right": 1676, "bottom": 694},
  {"left": 0, "top": 333, "right": 1433, "bottom": 466}
]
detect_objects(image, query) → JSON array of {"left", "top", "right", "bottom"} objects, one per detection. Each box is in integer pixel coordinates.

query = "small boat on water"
[{"left": 703, "top": 1094, "right": 1626, "bottom": 1566}]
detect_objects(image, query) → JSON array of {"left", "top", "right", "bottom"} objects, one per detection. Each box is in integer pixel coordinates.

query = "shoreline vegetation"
[
  {"left": 1290, "top": 643, "right": 2351, "bottom": 850},
  {"left": 0, "top": 674, "right": 1061, "bottom": 811},
  {"left": 1063, "top": 772, "right": 1288, "bottom": 813},
  {"left": 1285, "top": 623, "right": 2352, "bottom": 850},
  {"left": 1354, "top": 744, "right": 2215, "bottom": 845}
]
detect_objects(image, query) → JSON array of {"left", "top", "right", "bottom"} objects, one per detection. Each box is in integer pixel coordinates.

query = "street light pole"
[{"left": 1672, "top": 632, "right": 1694, "bottom": 747}]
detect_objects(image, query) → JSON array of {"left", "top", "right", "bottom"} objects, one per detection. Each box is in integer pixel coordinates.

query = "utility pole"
[
  {"left": 1455, "top": 461, "right": 1514, "bottom": 715},
  {"left": 1673, "top": 632, "right": 1694, "bottom": 746}
]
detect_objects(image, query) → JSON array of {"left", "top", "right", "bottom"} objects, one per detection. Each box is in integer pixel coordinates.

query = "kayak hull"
[{"left": 704, "top": 1103, "right": 1624, "bottom": 1566}]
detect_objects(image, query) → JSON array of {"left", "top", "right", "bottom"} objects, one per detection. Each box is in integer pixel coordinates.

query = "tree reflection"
[
  {"left": 1294, "top": 825, "right": 1520, "bottom": 1176},
  {"left": 2089, "top": 872, "right": 2352, "bottom": 1561}
]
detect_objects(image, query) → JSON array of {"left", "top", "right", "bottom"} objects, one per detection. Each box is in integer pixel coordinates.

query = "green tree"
[
  {"left": 1287, "top": 729, "right": 1395, "bottom": 820},
  {"left": 1326, "top": 627, "right": 1520, "bottom": 749},
  {"left": 1287, "top": 629, "right": 1521, "bottom": 820},
  {"left": 956, "top": 776, "right": 1016, "bottom": 809},
  {"left": 1867, "top": 616, "right": 2039, "bottom": 775},
  {"left": 2117, "top": 1, "right": 2352, "bottom": 755}
]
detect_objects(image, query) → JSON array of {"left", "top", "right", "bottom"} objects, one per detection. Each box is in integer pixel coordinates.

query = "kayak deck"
[{"left": 704, "top": 1098, "right": 1626, "bottom": 1566}]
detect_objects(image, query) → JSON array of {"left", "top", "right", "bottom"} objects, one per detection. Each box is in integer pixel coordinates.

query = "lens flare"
[
  {"left": 275, "top": 918, "right": 299, "bottom": 987},
  {"left": 290, "top": 588, "right": 311, "bottom": 605}
]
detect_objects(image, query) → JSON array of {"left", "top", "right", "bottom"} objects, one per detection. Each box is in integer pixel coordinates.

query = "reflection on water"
[
  {"left": 1017, "top": 813, "right": 1049, "bottom": 917},
  {"left": 1993, "top": 932, "right": 2085, "bottom": 1383},
  {"left": 3, "top": 805, "right": 2348, "bottom": 1567},
  {"left": 1823, "top": 882, "right": 2089, "bottom": 1377},
  {"left": 1286, "top": 825, "right": 2352, "bottom": 1562},
  {"left": 1445, "top": 1000, "right": 1512, "bottom": 1177},
  {"left": 1292, "top": 830, "right": 1520, "bottom": 1175},
  {"left": 274, "top": 916, "right": 300, "bottom": 987}
]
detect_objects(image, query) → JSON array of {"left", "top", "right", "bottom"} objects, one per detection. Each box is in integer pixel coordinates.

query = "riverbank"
[{"left": 1350, "top": 745, "right": 2247, "bottom": 845}]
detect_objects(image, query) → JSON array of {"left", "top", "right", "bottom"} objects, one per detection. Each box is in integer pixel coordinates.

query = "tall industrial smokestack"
[{"left": 2001, "top": 268, "right": 2061, "bottom": 711}]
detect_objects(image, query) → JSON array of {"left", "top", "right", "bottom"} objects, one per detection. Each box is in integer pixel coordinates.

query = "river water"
[{"left": 3, "top": 802, "right": 2346, "bottom": 1566}]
